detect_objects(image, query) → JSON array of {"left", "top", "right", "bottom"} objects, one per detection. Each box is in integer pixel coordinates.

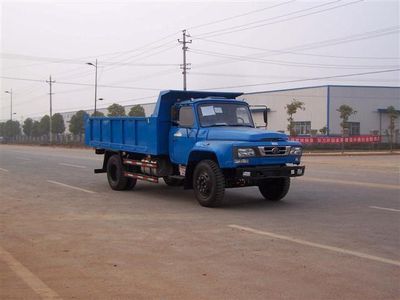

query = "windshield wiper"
[
  {"left": 203, "top": 124, "right": 229, "bottom": 127},
  {"left": 228, "top": 124, "right": 254, "bottom": 127}
]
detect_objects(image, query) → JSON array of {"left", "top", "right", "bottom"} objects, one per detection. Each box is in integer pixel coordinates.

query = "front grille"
[{"left": 258, "top": 146, "right": 290, "bottom": 156}]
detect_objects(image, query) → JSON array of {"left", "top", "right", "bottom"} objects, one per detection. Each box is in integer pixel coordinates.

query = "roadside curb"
[{"left": 303, "top": 152, "right": 400, "bottom": 156}]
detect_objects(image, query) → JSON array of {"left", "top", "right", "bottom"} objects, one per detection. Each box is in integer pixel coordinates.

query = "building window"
[
  {"left": 344, "top": 122, "right": 360, "bottom": 136},
  {"left": 292, "top": 121, "right": 311, "bottom": 135}
]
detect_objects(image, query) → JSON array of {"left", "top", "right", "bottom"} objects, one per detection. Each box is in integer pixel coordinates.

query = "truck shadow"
[
  {"left": 129, "top": 183, "right": 295, "bottom": 210},
  {"left": 220, "top": 190, "right": 294, "bottom": 210}
]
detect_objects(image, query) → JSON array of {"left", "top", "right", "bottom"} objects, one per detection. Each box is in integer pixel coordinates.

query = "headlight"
[
  {"left": 237, "top": 148, "right": 256, "bottom": 158},
  {"left": 290, "top": 147, "right": 302, "bottom": 155}
]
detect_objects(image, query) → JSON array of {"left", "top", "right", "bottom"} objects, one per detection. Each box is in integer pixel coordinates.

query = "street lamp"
[
  {"left": 86, "top": 59, "right": 98, "bottom": 115},
  {"left": 4, "top": 89, "right": 13, "bottom": 121}
]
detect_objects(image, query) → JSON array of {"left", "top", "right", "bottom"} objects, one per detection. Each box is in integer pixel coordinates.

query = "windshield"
[{"left": 197, "top": 103, "right": 254, "bottom": 127}]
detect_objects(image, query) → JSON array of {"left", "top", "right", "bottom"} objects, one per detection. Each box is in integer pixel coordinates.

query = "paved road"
[{"left": 0, "top": 145, "right": 399, "bottom": 300}]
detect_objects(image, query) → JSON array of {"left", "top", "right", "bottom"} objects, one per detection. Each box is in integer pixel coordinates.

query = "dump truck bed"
[
  {"left": 85, "top": 116, "right": 168, "bottom": 155},
  {"left": 85, "top": 90, "right": 243, "bottom": 155}
]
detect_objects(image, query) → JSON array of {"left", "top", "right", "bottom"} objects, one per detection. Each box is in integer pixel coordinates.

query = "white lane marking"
[
  {"left": 16, "top": 157, "right": 31, "bottom": 161},
  {"left": 369, "top": 206, "right": 400, "bottom": 212},
  {"left": 46, "top": 180, "right": 96, "bottom": 194},
  {"left": 10, "top": 150, "right": 102, "bottom": 161},
  {"left": 229, "top": 225, "right": 400, "bottom": 267},
  {"left": 0, "top": 245, "right": 62, "bottom": 299},
  {"left": 58, "top": 163, "right": 87, "bottom": 169},
  {"left": 298, "top": 177, "right": 400, "bottom": 190},
  {"left": 0, "top": 167, "right": 9, "bottom": 172}
]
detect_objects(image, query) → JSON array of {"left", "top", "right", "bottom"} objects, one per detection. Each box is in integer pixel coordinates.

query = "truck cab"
[{"left": 86, "top": 90, "right": 305, "bottom": 207}]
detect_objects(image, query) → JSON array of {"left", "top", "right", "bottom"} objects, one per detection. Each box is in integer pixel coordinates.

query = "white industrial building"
[
  {"left": 57, "top": 85, "right": 399, "bottom": 138},
  {"left": 243, "top": 85, "right": 400, "bottom": 136}
]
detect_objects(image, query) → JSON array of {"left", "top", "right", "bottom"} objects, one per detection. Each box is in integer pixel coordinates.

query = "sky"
[{"left": 0, "top": 0, "right": 399, "bottom": 122}]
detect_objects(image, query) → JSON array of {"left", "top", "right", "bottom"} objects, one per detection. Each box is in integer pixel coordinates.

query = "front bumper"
[{"left": 236, "top": 165, "right": 305, "bottom": 179}]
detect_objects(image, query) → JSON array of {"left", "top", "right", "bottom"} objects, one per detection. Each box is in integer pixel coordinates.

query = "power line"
[
  {"left": 88, "top": 31, "right": 180, "bottom": 60},
  {"left": 0, "top": 76, "right": 162, "bottom": 91},
  {"left": 19, "top": 95, "right": 159, "bottom": 119},
  {"left": 190, "top": 71, "right": 400, "bottom": 82},
  {"left": 193, "top": 36, "right": 400, "bottom": 60},
  {"left": 200, "top": 68, "right": 400, "bottom": 90},
  {"left": 190, "top": 48, "right": 399, "bottom": 69},
  {"left": 195, "top": 0, "right": 363, "bottom": 38},
  {"left": 188, "top": 0, "right": 295, "bottom": 30},
  {"left": 193, "top": 26, "right": 400, "bottom": 70},
  {"left": 1, "top": 52, "right": 179, "bottom": 67},
  {"left": 100, "top": 42, "right": 178, "bottom": 74},
  {"left": 2, "top": 67, "right": 179, "bottom": 109},
  {"left": 1, "top": 31, "right": 181, "bottom": 72}
]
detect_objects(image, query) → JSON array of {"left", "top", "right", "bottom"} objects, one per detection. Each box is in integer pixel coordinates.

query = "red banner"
[{"left": 289, "top": 135, "right": 381, "bottom": 144}]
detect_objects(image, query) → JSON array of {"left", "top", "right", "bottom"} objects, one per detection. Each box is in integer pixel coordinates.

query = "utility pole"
[
  {"left": 4, "top": 89, "right": 13, "bottom": 121},
  {"left": 46, "top": 75, "right": 55, "bottom": 143},
  {"left": 178, "top": 30, "right": 192, "bottom": 91}
]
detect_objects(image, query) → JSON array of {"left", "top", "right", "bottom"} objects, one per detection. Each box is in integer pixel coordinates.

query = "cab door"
[{"left": 169, "top": 106, "right": 198, "bottom": 165}]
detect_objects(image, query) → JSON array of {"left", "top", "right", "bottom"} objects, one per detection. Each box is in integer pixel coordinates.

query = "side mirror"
[{"left": 263, "top": 108, "right": 268, "bottom": 125}]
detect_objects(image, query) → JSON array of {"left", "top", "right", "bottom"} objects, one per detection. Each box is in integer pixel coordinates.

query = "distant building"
[
  {"left": 57, "top": 85, "right": 400, "bottom": 137},
  {"left": 243, "top": 85, "right": 400, "bottom": 136}
]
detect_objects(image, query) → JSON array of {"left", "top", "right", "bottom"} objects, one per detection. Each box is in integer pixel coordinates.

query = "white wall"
[
  {"left": 329, "top": 86, "right": 400, "bottom": 135},
  {"left": 243, "top": 86, "right": 327, "bottom": 134}
]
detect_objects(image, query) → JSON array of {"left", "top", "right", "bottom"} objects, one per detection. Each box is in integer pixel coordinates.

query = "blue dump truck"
[{"left": 85, "top": 90, "right": 305, "bottom": 207}]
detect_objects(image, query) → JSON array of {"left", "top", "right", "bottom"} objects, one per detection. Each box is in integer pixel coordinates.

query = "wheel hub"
[{"left": 196, "top": 172, "right": 211, "bottom": 196}]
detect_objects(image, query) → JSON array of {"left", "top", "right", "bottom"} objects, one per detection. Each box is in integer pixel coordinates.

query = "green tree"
[
  {"left": 39, "top": 115, "right": 50, "bottom": 137},
  {"left": 0, "top": 122, "right": 5, "bottom": 136},
  {"left": 107, "top": 103, "right": 126, "bottom": 116},
  {"left": 51, "top": 113, "right": 65, "bottom": 135},
  {"left": 69, "top": 110, "right": 87, "bottom": 140},
  {"left": 319, "top": 126, "right": 328, "bottom": 135},
  {"left": 31, "top": 121, "right": 41, "bottom": 137},
  {"left": 386, "top": 106, "right": 399, "bottom": 152},
  {"left": 23, "top": 118, "right": 34, "bottom": 137},
  {"left": 285, "top": 99, "right": 305, "bottom": 136},
  {"left": 92, "top": 111, "right": 104, "bottom": 117},
  {"left": 337, "top": 104, "right": 357, "bottom": 153},
  {"left": 4, "top": 120, "right": 20, "bottom": 138},
  {"left": 128, "top": 105, "right": 145, "bottom": 117}
]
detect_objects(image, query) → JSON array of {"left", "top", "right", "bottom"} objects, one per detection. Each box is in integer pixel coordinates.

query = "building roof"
[
  {"left": 377, "top": 108, "right": 400, "bottom": 114},
  {"left": 243, "top": 84, "right": 400, "bottom": 95}
]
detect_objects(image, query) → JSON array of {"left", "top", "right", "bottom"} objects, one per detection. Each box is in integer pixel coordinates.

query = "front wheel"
[
  {"left": 258, "top": 177, "right": 290, "bottom": 201},
  {"left": 193, "top": 160, "right": 225, "bottom": 207}
]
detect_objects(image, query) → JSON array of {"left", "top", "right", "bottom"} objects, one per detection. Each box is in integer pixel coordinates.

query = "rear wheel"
[
  {"left": 193, "top": 160, "right": 225, "bottom": 207},
  {"left": 163, "top": 176, "right": 184, "bottom": 186},
  {"left": 125, "top": 178, "right": 137, "bottom": 190},
  {"left": 107, "top": 154, "right": 130, "bottom": 190},
  {"left": 258, "top": 177, "right": 290, "bottom": 201}
]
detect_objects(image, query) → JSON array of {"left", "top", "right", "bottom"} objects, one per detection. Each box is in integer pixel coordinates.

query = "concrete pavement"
[{"left": 0, "top": 144, "right": 399, "bottom": 299}]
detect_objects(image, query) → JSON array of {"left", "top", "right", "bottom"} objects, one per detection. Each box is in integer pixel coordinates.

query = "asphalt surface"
[{"left": 0, "top": 145, "right": 399, "bottom": 300}]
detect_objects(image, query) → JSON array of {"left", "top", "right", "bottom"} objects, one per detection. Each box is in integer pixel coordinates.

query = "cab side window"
[{"left": 178, "top": 106, "right": 194, "bottom": 127}]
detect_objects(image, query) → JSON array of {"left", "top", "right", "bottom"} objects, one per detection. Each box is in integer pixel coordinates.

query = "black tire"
[
  {"left": 125, "top": 178, "right": 137, "bottom": 190},
  {"left": 193, "top": 160, "right": 225, "bottom": 207},
  {"left": 258, "top": 177, "right": 290, "bottom": 201},
  {"left": 163, "top": 176, "right": 184, "bottom": 186},
  {"left": 107, "top": 154, "right": 129, "bottom": 190}
]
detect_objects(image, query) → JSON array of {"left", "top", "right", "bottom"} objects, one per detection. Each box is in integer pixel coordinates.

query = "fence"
[
  {"left": 4, "top": 134, "right": 86, "bottom": 146},
  {"left": 2, "top": 133, "right": 399, "bottom": 151}
]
